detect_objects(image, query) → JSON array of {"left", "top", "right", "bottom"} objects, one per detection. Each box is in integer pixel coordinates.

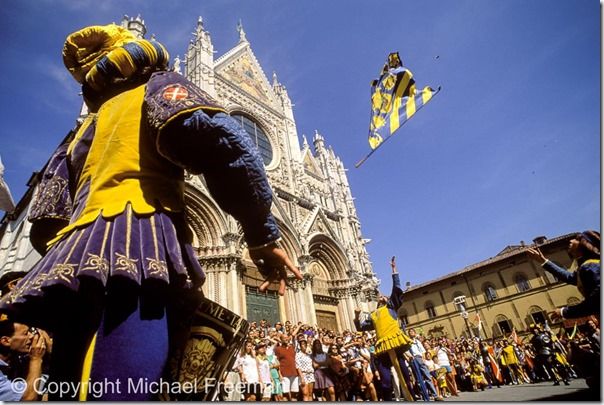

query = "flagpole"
[{"left": 354, "top": 139, "right": 388, "bottom": 168}]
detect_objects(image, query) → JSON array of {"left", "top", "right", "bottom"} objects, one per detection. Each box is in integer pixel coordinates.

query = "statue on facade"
[{"left": 173, "top": 55, "right": 182, "bottom": 74}]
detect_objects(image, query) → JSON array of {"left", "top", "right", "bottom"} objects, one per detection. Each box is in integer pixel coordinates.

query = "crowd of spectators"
[{"left": 224, "top": 317, "right": 600, "bottom": 401}]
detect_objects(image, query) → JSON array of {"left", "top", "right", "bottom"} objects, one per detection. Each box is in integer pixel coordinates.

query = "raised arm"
[
  {"left": 526, "top": 247, "right": 577, "bottom": 285},
  {"left": 389, "top": 256, "right": 405, "bottom": 310}
]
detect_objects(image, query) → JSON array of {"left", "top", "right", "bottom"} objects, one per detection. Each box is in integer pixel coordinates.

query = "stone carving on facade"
[
  {"left": 221, "top": 232, "right": 240, "bottom": 247},
  {"left": 287, "top": 275, "right": 306, "bottom": 292}
]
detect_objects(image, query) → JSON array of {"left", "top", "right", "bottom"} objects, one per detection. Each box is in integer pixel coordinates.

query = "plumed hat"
[{"left": 63, "top": 24, "right": 169, "bottom": 91}]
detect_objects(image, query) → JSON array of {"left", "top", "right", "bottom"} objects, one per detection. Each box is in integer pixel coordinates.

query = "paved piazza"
[{"left": 444, "top": 379, "right": 596, "bottom": 402}]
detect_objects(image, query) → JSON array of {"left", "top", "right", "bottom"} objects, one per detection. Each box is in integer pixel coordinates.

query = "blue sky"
[{"left": 0, "top": 0, "right": 600, "bottom": 294}]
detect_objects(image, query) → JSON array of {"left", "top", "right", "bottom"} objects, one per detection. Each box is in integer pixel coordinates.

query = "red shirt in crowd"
[{"left": 274, "top": 344, "right": 297, "bottom": 377}]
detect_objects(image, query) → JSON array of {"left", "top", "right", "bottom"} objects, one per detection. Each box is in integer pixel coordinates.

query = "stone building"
[
  {"left": 399, "top": 233, "right": 588, "bottom": 339},
  {"left": 178, "top": 16, "right": 380, "bottom": 331},
  {"left": 0, "top": 15, "right": 380, "bottom": 332}
]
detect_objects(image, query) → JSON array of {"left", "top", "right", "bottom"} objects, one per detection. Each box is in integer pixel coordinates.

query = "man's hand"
[
  {"left": 354, "top": 309, "right": 362, "bottom": 319},
  {"left": 549, "top": 308, "right": 564, "bottom": 322},
  {"left": 37, "top": 329, "right": 52, "bottom": 354},
  {"left": 29, "top": 333, "right": 47, "bottom": 361},
  {"left": 22, "top": 333, "right": 47, "bottom": 401},
  {"left": 390, "top": 256, "right": 397, "bottom": 274},
  {"left": 250, "top": 242, "right": 303, "bottom": 296},
  {"left": 526, "top": 247, "right": 547, "bottom": 265}
]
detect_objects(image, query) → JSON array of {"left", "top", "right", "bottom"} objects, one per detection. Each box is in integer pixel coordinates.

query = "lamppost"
[{"left": 453, "top": 295, "right": 474, "bottom": 338}]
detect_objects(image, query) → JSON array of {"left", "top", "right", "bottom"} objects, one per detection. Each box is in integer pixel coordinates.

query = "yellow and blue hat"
[{"left": 63, "top": 24, "right": 169, "bottom": 91}]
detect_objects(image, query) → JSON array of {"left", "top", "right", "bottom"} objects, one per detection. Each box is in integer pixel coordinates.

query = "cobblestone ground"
[{"left": 443, "top": 379, "right": 597, "bottom": 402}]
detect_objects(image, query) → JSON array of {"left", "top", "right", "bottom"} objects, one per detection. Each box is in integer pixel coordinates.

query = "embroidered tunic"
[{"left": 0, "top": 71, "right": 280, "bottom": 329}]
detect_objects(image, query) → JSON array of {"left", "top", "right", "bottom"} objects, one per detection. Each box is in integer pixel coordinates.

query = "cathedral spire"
[
  {"left": 120, "top": 14, "right": 146, "bottom": 39},
  {"left": 313, "top": 130, "right": 325, "bottom": 152},
  {"left": 185, "top": 15, "right": 216, "bottom": 97},
  {"left": 302, "top": 134, "right": 309, "bottom": 149}
]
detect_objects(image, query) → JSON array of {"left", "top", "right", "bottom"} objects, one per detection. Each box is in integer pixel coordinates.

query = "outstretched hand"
[
  {"left": 548, "top": 308, "right": 563, "bottom": 322},
  {"left": 390, "top": 256, "right": 397, "bottom": 274},
  {"left": 526, "top": 247, "right": 547, "bottom": 264},
  {"left": 249, "top": 242, "right": 303, "bottom": 296}
]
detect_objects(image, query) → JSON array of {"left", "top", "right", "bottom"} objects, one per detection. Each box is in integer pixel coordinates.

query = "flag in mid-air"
[{"left": 367, "top": 52, "right": 440, "bottom": 150}]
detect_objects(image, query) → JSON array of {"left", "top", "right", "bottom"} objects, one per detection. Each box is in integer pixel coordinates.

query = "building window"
[
  {"left": 495, "top": 315, "right": 513, "bottom": 335},
  {"left": 529, "top": 307, "right": 547, "bottom": 325},
  {"left": 231, "top": 114, "right": 273, "bottom": 165},
  {"left": 399, "top": 309, "right": 409, "bottom": 327},
  {"left": 515, "top": 274, "right": 531, "bottom": 292},
  {"left": 484, "top": 285, "right": 497, "bottom": 302},
  {"left": 426, "top": 302, "right": 437, "bottom": 319}
]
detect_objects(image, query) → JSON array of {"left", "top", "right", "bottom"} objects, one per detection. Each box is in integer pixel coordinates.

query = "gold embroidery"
[
  {"left": 30, "top": 271, "right": 49, "bottom": 292},
  {"left": 30, "top": 177, "right": 69, "bottom": 220},
  {"left": 64, "top": 230, "right": 84, "bottom": 262},
  {"left": 100, "top": 222, "right": 110, "bottom": 255},
  {"left": 45, "top": 230, "right": 84, "bottom": 283},
  {"left": 126, "top": 205, "right": 132, "bottom": 255},
  {"left": 114, "top": 253, "right": 138, "bottom": 276},
  {"left": 146, "top": 258, "right": 168, "bottom": 277},
  {"left": 150, "top": 216, "right": 159, "bottom": 260},
  {"left": 48, "top": 263, "right": 77, "bottom": 283},
  {"left": 81, "top": 253, "right": 110, "bottom": 283}
]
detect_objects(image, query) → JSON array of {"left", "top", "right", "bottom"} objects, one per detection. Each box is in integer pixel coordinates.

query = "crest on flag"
[{"left": 356, "top": 52, "right": 440, "bottom": 167}]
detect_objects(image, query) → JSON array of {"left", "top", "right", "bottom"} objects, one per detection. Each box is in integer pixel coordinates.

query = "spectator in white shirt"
[{"left": 238, "top": 341, "right": 262, "bottom": 401}]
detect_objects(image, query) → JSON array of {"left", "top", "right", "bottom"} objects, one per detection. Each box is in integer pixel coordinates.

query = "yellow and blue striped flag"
[{"left": 367, "top": 52, "right": 440, "bottom": 150}]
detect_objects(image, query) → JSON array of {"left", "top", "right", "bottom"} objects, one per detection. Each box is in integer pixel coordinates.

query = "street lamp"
[{"left": 453, "top": 295, "right": 474, "bottom": 338}]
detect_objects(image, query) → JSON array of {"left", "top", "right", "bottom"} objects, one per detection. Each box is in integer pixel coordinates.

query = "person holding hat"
[
  {"left": 0, "top": 23, "right": 301, "bottom": 400},
  {"left": 527, "top": 231, "right": 600, "bottom": 321}
]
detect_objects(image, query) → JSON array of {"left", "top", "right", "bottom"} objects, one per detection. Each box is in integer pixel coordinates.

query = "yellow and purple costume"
[
  {"left": 0, "top": 24, "right": 279, "bottom": 400},
  {"left": 370, "top": 305, "right": 413, "bottom": 355},
  {"left": 354, "top": 272, "right": 413, "bottom": 400}
]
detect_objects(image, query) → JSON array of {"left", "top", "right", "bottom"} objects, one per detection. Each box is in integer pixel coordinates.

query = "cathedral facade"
[
  {"left": 178, "top": 17, "right": 379, "bottom": 331},
  {"left": 0, "top": 16, "right": 380, "bottom": 332}
]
